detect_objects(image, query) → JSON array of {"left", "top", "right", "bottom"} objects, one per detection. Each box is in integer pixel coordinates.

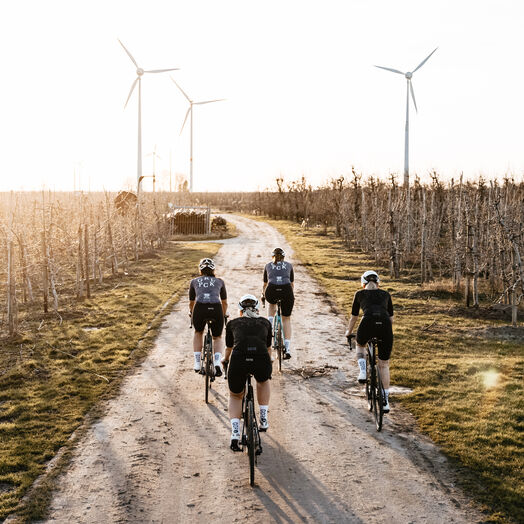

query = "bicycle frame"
[
  {"left": 202, "top": 320, "right": 216, "bottom": 403},
  {"left": 366, "top": 337, "right": 385, "bottom": 431}
]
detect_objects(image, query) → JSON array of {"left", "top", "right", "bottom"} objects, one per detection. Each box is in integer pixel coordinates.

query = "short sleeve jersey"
[
  {"left": 263, "top": 261, "right": 294, "bottom": 285},
  {"left": 226, "top": 316, "right": 272, "bottom": 355},
  {"left": 351, "top": 289, "right": 393, "bottom": 318},
  {"left": 189, "top": 276, "right": 227, "bottom": 304}
]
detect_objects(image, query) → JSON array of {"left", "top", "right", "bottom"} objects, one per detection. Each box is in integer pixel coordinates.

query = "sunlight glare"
[{"left": 480, "top": 369, "right": 499, "bottom": 390}]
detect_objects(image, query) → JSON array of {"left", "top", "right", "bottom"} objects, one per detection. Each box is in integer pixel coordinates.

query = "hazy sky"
[{"left": 1, "top": 1, "right": 523, "bottom": 192}]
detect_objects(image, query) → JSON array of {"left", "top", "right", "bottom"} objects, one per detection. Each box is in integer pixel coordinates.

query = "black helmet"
[
  {"left": 272, "top": 247, "right": 285, "bottom": 258},
  {"left": 199, "top": 258, "right": 215, "bottom": 271}
]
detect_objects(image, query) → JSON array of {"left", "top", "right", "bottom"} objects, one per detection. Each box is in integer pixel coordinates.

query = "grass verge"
[
  {"left": 0, "top": 241, "right": 220, "bottom": 522},
  {"left": 268, "top": 218, "right": 523, "bottom": 524}
]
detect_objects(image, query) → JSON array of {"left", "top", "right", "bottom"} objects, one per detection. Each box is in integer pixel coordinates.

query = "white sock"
[
  {"left": 231, "top": 418, "right": 240, "bottom": 437},
  {"left": 284, "top": 339, "right": 291, "bottom": 352},
  {"left": 384, "top": 389, "right": 390, "bottom": 400},
  {"left": 214, "top": 352, "right": 221, "bottom": 365},
  {"left": 194, "top": 352, "right": 201, "bottom": 369},
  {"left": 268, "top": 316, "right": 274, "bottom": 327},
  {"left": 358, "top": 358, "right": 366, "bottom": 372},
  {"left": 259, "top": 405, "right": 268, "bottom": 421}
]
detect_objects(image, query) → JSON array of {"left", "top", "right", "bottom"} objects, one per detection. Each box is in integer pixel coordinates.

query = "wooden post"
[{"left": 84, "top": 223, "right": 90, "bottom": 298}]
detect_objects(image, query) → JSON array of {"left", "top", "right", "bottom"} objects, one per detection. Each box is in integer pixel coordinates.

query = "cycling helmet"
[
  {"left": 361, "top": 270, "right": 380, "bottom": 286},
  {"left": 238, "top": 294, "right": 259, "bottom": 311},
  {"left": 199, "top": 258, "right": 215, "bottom": 271},
  {"left": 272, "top": 247, "right": 285, "bottom": 258}
]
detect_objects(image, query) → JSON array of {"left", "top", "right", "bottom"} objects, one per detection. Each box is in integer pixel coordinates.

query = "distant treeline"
[{"left": 171, "top": 173, "right": 524, "bottom": 318}]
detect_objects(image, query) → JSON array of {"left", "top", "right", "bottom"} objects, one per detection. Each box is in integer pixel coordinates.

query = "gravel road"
[{"left": 43, "top": 215, "right": 483, "bottom": 523}]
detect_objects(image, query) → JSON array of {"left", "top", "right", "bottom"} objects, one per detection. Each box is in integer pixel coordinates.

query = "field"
[{"left": 266, "top": 217, "right": 523, "bottom": 523}]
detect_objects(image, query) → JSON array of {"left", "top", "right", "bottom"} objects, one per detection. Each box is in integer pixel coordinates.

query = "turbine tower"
[
  {"left": 171, "top": 78, "right": 225, "bottom": 192},
  {"left": 375, "top": 47, "right": 437, "bottom": 188},
  {"left": 118, "top": 40, "right": 179, "bottom": 196}
]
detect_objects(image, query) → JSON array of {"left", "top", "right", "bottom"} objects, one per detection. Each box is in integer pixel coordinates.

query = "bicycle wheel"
[
  {"left": 276, "top": 321, "right": 283, "bottom": 372},
  {"left": 374, "top": 365, "right": 384, "bottom": 431},
  {"left": 366, "top": 349, "right": 373, "bottom": 412},
  {"left": 246, "top": 399, "right": 256, "bottom": 486},
  {"left": 204, "top": 334, "right": 212, "bottom": 404}
]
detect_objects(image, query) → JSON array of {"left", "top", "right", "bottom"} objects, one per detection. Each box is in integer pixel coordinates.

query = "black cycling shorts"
[
  {"left": 227, "top": 351, "right": 272, "bottom": 394},
  {"left": 192, "top": 302, "right": 224, "bottom": 336},
  {"left": 265, "top": 283, "right": 294, "bottom": 316},
  {"left": 356, "top": 314, "right": 393, "bottom": 361}
]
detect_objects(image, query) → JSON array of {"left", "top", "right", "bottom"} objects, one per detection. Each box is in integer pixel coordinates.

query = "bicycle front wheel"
[
  {"left": 366, "top": 351, "right": 373, "bottom": 412},
  {"left": 276, "top": 323, "right": 283, "bottom": 372},
  {"left": 204, "top": 335, "right": 213, "bottom": 404}
]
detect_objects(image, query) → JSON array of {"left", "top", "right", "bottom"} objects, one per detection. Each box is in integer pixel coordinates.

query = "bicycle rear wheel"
[
  {"left": 204, "top": 334, "right": 213, "bottom": 404},
  {"left": 373, "top": 365, "right": 384, "bottom": 431},
  {"left": 366, "top": 350, "right": 373, "bottom": 412},
  {"left": 276, "top": 322, "right": 283, "bottom": 372},
  {"left": 246, "top": 399, "right": 256, "bottom": 486}
]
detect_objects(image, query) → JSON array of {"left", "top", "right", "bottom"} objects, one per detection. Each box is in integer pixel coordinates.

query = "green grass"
[
  {"left": 0, "top": 241, "right": 220, "bottom": 522},
  {"left": 268, "top": 218, "right": 523, "bottom": 524}
]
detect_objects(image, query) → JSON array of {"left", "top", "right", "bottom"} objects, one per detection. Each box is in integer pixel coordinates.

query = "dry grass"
[
  {"left": 268, "top": 218, "right": 523, "bottom": 524},
  {"left": 0, "top": 241, "right": 220, "bottom": 521}
]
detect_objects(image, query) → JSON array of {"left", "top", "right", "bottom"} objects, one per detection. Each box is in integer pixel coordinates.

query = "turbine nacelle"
[
  {"left": 405, "top": 72, "right": 413, "bottom": 79},
  {"left": 136, "top": 68, "right": 144, "bottom": 76}
]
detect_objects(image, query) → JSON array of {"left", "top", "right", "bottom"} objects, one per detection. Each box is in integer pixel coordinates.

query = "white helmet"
[
  {"left": 361, "top": 270, "right": 380, "bottom": 286},
  {"left": 199, "top": 258, "right": 215, "bottom": 271},
  {"left": 238, "top": 294, "right": 259, "bottom": 311}
]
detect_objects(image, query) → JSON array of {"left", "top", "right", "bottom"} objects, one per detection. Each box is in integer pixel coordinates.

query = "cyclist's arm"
[
  {"left": 189, "top": 300, "right": 195, "bottom": 314},
  {"left": 224, "top": 346, "right": 232, "bottom": 362},
  {"left": 221, "top": 299, "right": 228, "bottom": 316},
  {"left": 346, "top": 314, "right": 359, "bottom": 334},
  {"left": 389, "top": 315, "right": 394, "bottom": 325},
  {"left": 262, "top": 267, "right": 268, "bottom": 296},
  {"left": 290, "top": 267, "right": 294, "bottom": 290}
]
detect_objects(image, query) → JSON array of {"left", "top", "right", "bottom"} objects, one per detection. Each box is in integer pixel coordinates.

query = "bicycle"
[
  {"left": 224, "top": 361, "right": 262, "bottom": 486},
  {"left": 190, "top": 315, "right": 216, "bottom": 404},
  {"left": 347, "top": 334, "right": 386, "bottom": 431}
]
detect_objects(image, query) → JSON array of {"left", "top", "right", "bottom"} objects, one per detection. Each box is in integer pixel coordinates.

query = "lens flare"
[{"left": 480, "top": 369, "right": 499, "bottom": 389}]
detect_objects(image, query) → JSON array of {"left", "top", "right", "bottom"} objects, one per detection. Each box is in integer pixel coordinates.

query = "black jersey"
[
  {"left": 225, "top": 316, "right": 272, "bottom": 355},
  {"left": 351, "top": 289, "right": 393, "bottom": 318},
  {"left": 189, "top": 276, "right": 227, "bottom": 304}
]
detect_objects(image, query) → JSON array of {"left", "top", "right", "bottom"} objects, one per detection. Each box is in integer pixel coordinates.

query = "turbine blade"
[
  {"left": 124, "top": 77, "right": 139, "bottom": 109},
  {"left": 180, "top": 107, "right": 191, "bottom": 135},
  {"left": 118, "top": 39, "right": 138, "bottom": 68},
  {"left": 145, "top": 68, "right": 180, "bottom": 73},
  {"left": 171, "top": 77, "right": 191, "bottom": 102},
  {"left": 412, "top": 47, "right": 438, "bottom": 73},
  {"left": 194, "top": 98, "right": 226, "bottom": 105},
  {"left": 374, "top": 65, "right": 405, "bottom": 75},
  {"left": 410, "top": 80, "right": 418, "bottom": 113}
]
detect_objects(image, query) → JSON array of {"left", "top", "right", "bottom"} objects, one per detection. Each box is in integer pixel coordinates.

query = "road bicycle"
[
  {"left": 224, "top": 362, "right": 263, "bottom": 486},
  {"left": 190, "top": 315, "right": 217, "bottom": 404},
  {"left": 348, "top": 334, "right": 386, "bottom": 431}
]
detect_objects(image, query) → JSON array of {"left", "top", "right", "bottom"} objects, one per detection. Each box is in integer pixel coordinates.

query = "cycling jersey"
[
  {"left": 351, "top": 289, "right": 393, "bottom": 318},
  {"left": 263, "top": 261, "right": 294, "bottom": 286},
  {"left": 226, "top": 316, "right": 272, "bottom": 393},
  {"left": 189, "top": 276, "right": 227, "bottom": 304}
]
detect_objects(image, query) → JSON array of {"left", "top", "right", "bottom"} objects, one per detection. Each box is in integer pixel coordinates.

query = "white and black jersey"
[
  {"left": 263, "top": 261, "right": 294, "bottom": 286},
  {"left": 189, "top": 276, "right": 227, "bottom": 304}
]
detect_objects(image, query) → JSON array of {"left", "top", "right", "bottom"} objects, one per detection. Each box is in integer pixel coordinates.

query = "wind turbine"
[
  {"left": 171, "top": 78, "right": 225, "bottom": 192},
  {"left": 375, "top": 47, "right": 438, "bottom": 188},
  {"left": 118, "top": 39, "right": 179, "bottom": 197}
]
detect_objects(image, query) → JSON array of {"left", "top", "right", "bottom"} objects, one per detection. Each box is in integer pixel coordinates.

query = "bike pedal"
[
  {"left": 256, "top": 447, "right": 263, "bottom": 456},
  {"left": 210, "top": 376, "right": 215, "bottom": 382}
]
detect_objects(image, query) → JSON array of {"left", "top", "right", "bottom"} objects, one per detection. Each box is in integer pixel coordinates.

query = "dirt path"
[{"left": 43, "top": 216, "right": 483, "bottom": 523}]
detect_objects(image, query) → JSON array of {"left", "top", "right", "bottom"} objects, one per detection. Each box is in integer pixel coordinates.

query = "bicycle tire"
[
  {"left": 276, "top": 320, "right": 283, "bottom": 372},
  {"left": 374, "top": 365, "right": 384, "bottom": 431},
  {"left": 204, "top": 333, "right": 212, "bottom": 404},
  {"left": 247, "top": 399, "right": 256, "bottom": 486},
  {"left": 366, "top": 348, "right": 373, "bottom": 412}
]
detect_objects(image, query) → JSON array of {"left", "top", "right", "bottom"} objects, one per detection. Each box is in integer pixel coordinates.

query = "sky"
[{"left": 1, "top": 0, "right": 523, "bottom": 192}]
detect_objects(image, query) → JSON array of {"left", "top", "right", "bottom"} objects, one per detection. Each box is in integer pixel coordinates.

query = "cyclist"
[
  {"left": 262, "top": 247, "right": 294, "bottom": 359},
  {"left": 345, "top": 270, "right": 394, "bottom": 413},
  {"left": 189, "top": 258, "right": 228, "bottom": 377},
  {"left": 223, "top": 294, "right": 272, "bottom": 451}
]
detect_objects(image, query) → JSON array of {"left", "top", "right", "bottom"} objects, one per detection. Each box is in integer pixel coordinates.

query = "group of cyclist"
[{"left": 188, "top": 248, "right": 394, "bottom": 449}]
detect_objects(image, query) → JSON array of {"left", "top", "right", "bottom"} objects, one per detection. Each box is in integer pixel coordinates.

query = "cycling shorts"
[
  {"left": 356, "top": 314, "right": 393, "bottom": 360},
  {"left": 265, "top": 283, "right": 294, "bottom": 316},
  {"left": 227, "top": 351, "right": 272, "bottom": 394},
  {"left": 192, "top": 302, "right": 224, "bottom": 336}
]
